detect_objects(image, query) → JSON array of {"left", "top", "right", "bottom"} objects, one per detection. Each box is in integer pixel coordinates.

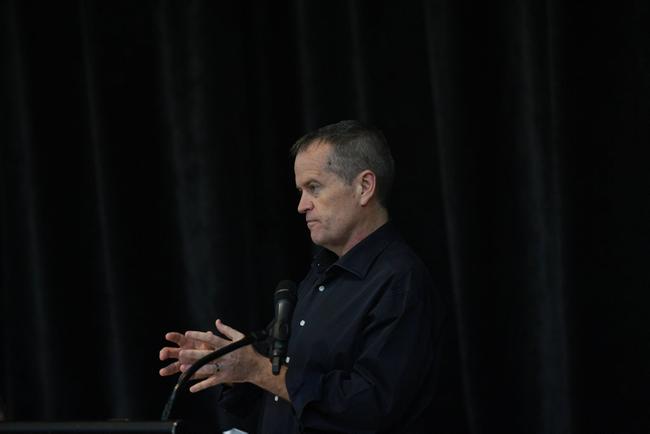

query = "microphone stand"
[{"left": 161, "top": 330, "right": 268, "bottom": 421}]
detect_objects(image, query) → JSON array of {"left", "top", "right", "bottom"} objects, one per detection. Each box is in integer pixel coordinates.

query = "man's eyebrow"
[{"left": 297, "top": 178, "right": 319, "bottom": 188}]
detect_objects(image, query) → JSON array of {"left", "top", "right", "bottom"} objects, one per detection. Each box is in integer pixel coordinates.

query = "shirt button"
[
  {"left": 274, "top": 395, "right": 279, "bottom": 402},
  {"left": 318, "top": 285, "right": 325, "bottom": 292},
  {"left": 299, "top": 320, "right": 306, "bottom": 327},
  {"left": 285, "top": 356, "right": 291, "bottom": 364}
]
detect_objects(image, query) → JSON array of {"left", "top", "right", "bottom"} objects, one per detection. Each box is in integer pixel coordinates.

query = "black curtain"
[{"left": 1, "top": 1, "right": 649, "bottom": 433}]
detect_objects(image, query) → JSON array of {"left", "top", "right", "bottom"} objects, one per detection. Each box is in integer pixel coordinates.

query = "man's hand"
[
  {"left": 176, "top": 320, "right": 257, "bottom": 392},
  {"left": 159, "top": 328, "right": 216, "bottom": 377},
  {"left": 158, "top": 319, "right": 290, "bottom": 400}
]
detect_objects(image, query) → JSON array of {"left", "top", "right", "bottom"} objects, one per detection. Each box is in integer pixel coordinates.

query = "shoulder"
[
  {"left": 369, "top": 237, "right": 434, "bottom": 297},
  {"left": 378, "top": 233, "right": 430, "bottom": 274}
]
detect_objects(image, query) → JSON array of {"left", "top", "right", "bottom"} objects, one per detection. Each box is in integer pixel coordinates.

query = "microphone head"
[{"left": 274, "top": 280, "right": 297, "bottom": 303}]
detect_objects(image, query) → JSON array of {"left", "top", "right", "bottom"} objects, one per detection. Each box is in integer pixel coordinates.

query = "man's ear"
[{"left": 357, "top": 170, "right": 377, "bottom": 206}]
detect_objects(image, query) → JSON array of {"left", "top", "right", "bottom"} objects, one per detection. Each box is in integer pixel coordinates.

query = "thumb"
[{"left": 215, "top": 319, "right": 245, "bottom": 342}]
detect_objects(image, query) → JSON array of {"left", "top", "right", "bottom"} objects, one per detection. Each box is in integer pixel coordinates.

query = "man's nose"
[{"left": 297, "top": 193, "right": 312, "bottom": 214}]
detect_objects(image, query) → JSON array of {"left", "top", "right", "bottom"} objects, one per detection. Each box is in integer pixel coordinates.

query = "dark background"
[{"left": 1, "top": 1, "right": 649, "bottom": 433}]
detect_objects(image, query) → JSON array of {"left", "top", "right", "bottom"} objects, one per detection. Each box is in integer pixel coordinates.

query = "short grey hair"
[{"left": 291, "top": 120, "right": 395, "bottom": 208}]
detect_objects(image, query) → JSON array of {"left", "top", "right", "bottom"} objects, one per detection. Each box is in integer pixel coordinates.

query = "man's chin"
[{"left": 309, "top": 231, "right": 325, "bottom": 246}]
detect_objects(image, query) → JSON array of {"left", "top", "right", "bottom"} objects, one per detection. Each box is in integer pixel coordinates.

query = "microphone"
[{"left": 270, "top": 280, "right": 297, "bottom": 375}]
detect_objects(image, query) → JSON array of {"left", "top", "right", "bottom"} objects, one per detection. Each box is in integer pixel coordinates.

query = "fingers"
[
  {"left": 160, "top": 331, "right": 186, "bottom": 361},
  {"left": 215, "top": 319, "right": 245, "bottom": 342},
  {"left": 165, "top": 330, "right": 215, "bottom": 350},
  {"left": 159, "top": 361, "right": 181, "bottom": 376},
  {"left": 184, "top": 330, "right": 224, "bottom": 349},
  {"left": 159, "top": 346, "right": 181, "bottom": 361},
  {"left": 164, "top": 332, "right": 185, "bottom": 345},
  {"left": 189, "top": 375, "right": 222, "bottom": 393},
  {"left": 179, "top": 363, "right": 220, "bottom": 379},
  {"left": 178, "top": 349, "right": 213, "bottom": 365},
  {"left": 159, "top": 322, "right": 241, "bottom": 382},
  {"left": 161, "top": 358, "right": 219, "bottom": 379}
]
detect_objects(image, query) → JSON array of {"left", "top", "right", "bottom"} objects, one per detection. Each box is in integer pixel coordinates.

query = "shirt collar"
[{"left": 313, "top": 221, "right": 399, "bottom": 279}]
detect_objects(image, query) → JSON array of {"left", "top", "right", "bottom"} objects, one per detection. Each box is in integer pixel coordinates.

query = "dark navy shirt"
[{"left": 223, "top": 222, "right": 445, "bottom": 433}]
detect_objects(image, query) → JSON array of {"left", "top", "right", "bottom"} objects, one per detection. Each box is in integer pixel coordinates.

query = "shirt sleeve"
[
  {"left": 217, "top": 382, "right": 263, "bottom": 419},
  {"left": 285, "top": 268, "right": 442, "bottom": 432}
]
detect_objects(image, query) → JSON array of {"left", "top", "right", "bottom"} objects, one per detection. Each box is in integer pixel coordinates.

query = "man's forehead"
[{"left": 294, "top": 163, "right": 325, "bottom": 186}]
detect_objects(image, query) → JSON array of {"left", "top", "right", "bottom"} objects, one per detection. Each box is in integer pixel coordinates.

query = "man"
[{"left": 159, "top": 120, "right": 445, "bottom": 433}]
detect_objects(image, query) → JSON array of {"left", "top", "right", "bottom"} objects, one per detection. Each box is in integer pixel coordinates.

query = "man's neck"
[{"left": 335, "top": 208, "right": 389, "bottom": 257}]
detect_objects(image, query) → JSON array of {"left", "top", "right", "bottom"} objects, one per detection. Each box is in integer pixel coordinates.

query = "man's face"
[{"left": 294, "top": 142, "right": 362, "bottom": 256}]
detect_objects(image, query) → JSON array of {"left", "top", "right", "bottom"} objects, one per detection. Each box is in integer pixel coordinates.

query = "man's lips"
[{"left": 306, "top": 220, "right": 318, "bottom": 228}]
